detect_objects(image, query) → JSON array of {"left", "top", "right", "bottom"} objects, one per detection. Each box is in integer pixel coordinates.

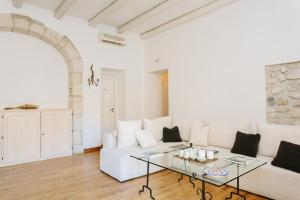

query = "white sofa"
[{"left": 100, "top": 118, "right": 300, "bottom": 200}]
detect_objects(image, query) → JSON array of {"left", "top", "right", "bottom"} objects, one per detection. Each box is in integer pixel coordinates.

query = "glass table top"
[{"left": 130, "top": 146, "right": 267, "bottom": 186}]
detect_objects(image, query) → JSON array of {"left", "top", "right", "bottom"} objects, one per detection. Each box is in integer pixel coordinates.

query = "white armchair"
[
  {"left": 100, "top": 128, "right": 163, "bottom": 182},
  {"left": 102, "top": 131, "right": 117, "bottom": 148}
]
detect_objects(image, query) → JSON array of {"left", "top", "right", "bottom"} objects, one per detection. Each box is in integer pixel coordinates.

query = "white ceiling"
[{"left": 19, "top": 0, "right": 238, "bottom": 39}]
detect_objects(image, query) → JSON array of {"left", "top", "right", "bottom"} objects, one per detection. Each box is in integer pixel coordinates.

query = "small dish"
[{"left": 203, "top": 168, "right": 228, "bottom": 178}]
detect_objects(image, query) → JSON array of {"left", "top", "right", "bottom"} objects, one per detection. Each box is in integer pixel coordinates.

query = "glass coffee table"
[{"left": 131, "top": 147, "right": 267, "bottom": 200}]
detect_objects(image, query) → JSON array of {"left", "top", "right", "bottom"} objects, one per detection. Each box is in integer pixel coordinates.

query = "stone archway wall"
[{"left": 0, "top": 13, "right": 83, "bottom": 150}]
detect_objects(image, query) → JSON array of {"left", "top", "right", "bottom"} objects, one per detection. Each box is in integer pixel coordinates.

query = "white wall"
[
  {"left": 0, "top": 0, "right": 144, "bottom": 149},
  {"left": 0, "top": 32, "right": 68, "bottom": 109},
  {"left": 144, "top": 0, "right": 300, "bottom": 122}
]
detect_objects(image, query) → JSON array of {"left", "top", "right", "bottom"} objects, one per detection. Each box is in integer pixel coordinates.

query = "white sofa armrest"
[{"left": 102, "top": 132, "right": 117, "bottom": 148}]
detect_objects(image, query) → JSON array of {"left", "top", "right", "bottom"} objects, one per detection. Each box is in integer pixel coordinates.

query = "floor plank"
[{"left": 0, "top": 152, "right": 268, "bottom": 200}]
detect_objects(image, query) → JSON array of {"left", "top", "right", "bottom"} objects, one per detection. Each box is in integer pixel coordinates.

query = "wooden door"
[
  {"left": 101, "top": 74, "right": 116, "bottom": 133},
  {"left": 4, "top": 111, "right": 41, "bottom": 164},
  {"left": 41, "top": 110, "right": 72, "bottom": 158}
]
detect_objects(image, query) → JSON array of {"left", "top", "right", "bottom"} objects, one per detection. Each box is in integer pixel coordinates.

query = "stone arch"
[{"left": 0, "top": 13, "right": 83, "bottom": 151}]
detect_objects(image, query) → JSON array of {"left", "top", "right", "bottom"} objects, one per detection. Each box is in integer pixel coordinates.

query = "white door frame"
[
  {"left": 101, "top": 73, "right": 116, "bottom": 132},
  {"left": 101, "top": 68, "right": 125, "bottom": 131}
]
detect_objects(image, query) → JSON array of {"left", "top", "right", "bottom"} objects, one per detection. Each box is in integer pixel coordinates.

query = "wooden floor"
[{"left": 0, "top": 152, "right": 268, "bottom": 200}]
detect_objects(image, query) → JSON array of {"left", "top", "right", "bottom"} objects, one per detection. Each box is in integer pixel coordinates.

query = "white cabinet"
[
  {"left": 4, "top": 111, "right": 41, "bottom": 165},
  {"left": 0, "top": 109, "right": 72, "bottom": 167},
  {"left": 41, "top": 110, "right": 72, "bottom": 158},
  {"left": 0, "top": 112, "right": 3, "bottom": 164}
]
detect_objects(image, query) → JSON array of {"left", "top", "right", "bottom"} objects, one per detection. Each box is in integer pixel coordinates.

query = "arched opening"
[
  {"left": 0, "top": 13, "right": 83, "bottom": 150},
  {"left": 0, "top": 32, "right": 68, "bottom": 108}
]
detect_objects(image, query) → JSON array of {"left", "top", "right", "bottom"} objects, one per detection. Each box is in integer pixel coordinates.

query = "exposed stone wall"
[
  {"left": 0, "top": 13, "right": 83, "bottom": 150},
  {"left": 266, "top": 62, "right": 300, "bottom": 125}
]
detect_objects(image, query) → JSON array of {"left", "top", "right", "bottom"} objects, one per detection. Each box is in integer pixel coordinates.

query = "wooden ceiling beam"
[
  {"left": 89, "top": 0, "right": 129, "bottom": 27},
  {"left": 55, "top": 0, "right": 77, "bottom": 19},
  {"left": 12, "top": 0, "right": 24, "bottom": 8},
  {"left": 117, "top": 0, "right": 181, "bottom": 34},
  {"left": 140, "top": 0, "right": 238, "bottom": 39}
]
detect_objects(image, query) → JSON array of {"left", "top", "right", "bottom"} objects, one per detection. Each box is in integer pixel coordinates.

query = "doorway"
[
  {"left": 160, "top": 72, "right": 169, "bottom": 116},
  {"left": 101, "top": 69, "right": 125, "bottom": 134},
  {"left": 148, "top": 69, "right": 169, "bottom": 117}
]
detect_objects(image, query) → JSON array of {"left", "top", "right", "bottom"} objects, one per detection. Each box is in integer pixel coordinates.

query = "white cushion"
[
  {"left": 135, "top": 129, "right": 157, "bottom": 148},
  {"left": 172, "top": 117, "right": 191, "bottom": 141},
  {"left": 143, "top": 116, "right": 171, "bottom": 141},
  {"left": 117, "top": 120, "right": 142, "bottom": 148},
  {"left": 257, "top": 123, "right": 300, "bottom": 157},
  {"left": 172, "top": 117, "right": 204, "bottom": 141},
  {"left": 208, "top": 120, "right": 251, "bottom": 148},
  {"left": 189, "top": 125, "right": 208, "bottom": 146}
]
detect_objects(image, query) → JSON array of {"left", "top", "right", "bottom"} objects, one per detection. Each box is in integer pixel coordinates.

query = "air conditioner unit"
[{"left": 99, "top": 33, "right": 126, "bottom": 47}]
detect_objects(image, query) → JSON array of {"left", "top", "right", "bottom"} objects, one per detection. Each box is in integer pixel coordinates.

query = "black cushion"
[
  {"left": 162, "top": 126, "right": 182, "bottom": 142},
  {"left": 271, "top": 141, "right": 300, "bottom": 173},
  {"left": 231, "top": 131, "right": 261, "bottom": 157}
]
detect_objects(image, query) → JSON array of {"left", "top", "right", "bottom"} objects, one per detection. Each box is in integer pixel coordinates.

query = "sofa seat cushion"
[
  {"left": 108, "top": 141, "right": 187, "bottom": 157},
  {"left": 237, "top": 160, "right": 300, "bottom": 200},
  {"left": 208, "top": 146, "right": 300, "bottom": 200},
  {"left": 257, "top": 123, "right": 300, "bottom": 157}
]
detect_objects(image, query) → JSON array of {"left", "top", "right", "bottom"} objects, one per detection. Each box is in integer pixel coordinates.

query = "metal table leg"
[
  {"left": 178, "top": 173, "right": 184, "bottom": 182},
  {"left": 196, "top": 181, "right": 212, "bottom": 200},
  {"left": 189, "top": 176, "right": 196, "bottom": 188},
  {"left": 225, "top": 165, "right": 246, "bottom": 200},
  {"left": 139, "top": 161, "right": 155, "bottom": 200},
  {"left": 177, "top": 173, "right": 196, "bottom": 188}
]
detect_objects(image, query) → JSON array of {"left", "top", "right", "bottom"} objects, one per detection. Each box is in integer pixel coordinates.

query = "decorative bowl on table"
[{"left": 203, "top": 167, "right": 228, "bottom": 178}]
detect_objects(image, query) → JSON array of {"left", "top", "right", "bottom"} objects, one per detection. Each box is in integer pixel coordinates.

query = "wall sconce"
[{"left": 88, "top": 65, "right": 100, "bottom": 86}]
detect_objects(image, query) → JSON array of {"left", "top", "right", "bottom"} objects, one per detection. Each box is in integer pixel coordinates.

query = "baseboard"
[
  {"left": 0, "top": 157, "right": 41, "bottom": 168},
  {"left": 41, "top": 152, "right": 73, "bottom": 160},
  {"left": 84, "top": 145, "right": 102, "bottom": 153},
  {"left": 0, "top": 152, "right": 73, "bottom": 168}
]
